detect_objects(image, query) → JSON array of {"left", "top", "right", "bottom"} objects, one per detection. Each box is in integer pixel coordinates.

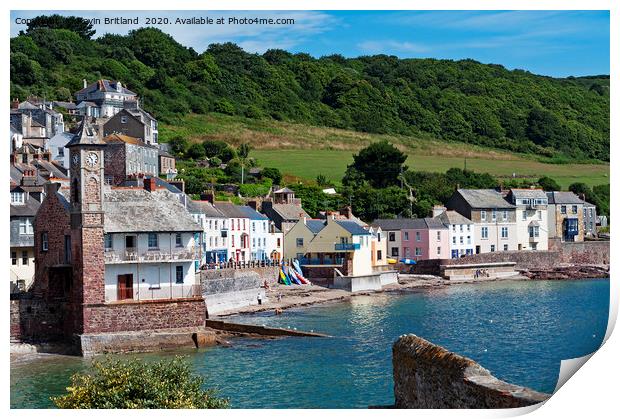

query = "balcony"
[
  {"left": 104, "top": 247, "right": 197, "bottom": 264},
  {"left": 300, "top": 257, "right": 345, "bottom": 266},
  {"left": 334, "top": 243, "right": 360, "bottom": 251},
  {"left": 107, "top": 283, "right": 202, "bottom": 303}
]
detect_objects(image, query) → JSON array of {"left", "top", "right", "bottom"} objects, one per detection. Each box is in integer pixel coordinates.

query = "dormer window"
[
  {"left": 121, "top": 116, "right": 128, "bottom": 124},
  {"left": 11, "top": 191, "right": 25, "bottom": 205}
]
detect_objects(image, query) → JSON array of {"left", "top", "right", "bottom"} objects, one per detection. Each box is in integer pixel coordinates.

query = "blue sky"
[{"left": 10, "top": 10, "right": 609, "bottom": 77}]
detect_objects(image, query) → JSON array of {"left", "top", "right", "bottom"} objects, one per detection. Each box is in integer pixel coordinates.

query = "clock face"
[
  {"left": 72, "top": 154, "right": 79, "bottom": 166},
  {"left": 86, "top": 152, "right": 99, "bottom": 168}
]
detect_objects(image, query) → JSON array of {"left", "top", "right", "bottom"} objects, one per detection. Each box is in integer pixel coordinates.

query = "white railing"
[{"left": 104, "top": 247, "right": 197, "bottom": 264}]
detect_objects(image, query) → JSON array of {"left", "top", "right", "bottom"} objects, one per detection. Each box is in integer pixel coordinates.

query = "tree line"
[{"left": 10, "top": 15, "right": 609, "bottom": 161}]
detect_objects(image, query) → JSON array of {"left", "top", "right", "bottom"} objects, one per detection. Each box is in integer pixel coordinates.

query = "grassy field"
[{"left": 161, "top": 113, "right": 609, "bottom": 189}]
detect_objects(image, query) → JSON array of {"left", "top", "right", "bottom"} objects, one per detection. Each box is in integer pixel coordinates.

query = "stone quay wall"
[
  {"left": 393, "top": 334, "right": 549, "bottom": 408},
  {"left": 405, "top": 240, "right": 609, "bottom": 276},
  {"left": 10, "top": 296, "right": 67, "bottom": 343}
]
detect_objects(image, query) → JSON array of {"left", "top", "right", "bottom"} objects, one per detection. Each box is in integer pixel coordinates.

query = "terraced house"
[
  {"left": 432, "top": 207, "right": 476, "bottom": 258},
  {"left": 371, "top": 218, "right": 450, "bottom": 261},
  {"left": 506, "top": 189, "right": 549, "bottom": 251},
  {"left": 546, "top": 191, "right": 585, "bottom": 242},
  {"left": 446, "top": 189, "right": 518, "bottom": 253}
]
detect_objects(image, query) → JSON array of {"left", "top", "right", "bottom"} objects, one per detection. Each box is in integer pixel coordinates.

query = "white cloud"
[{"left": 357, "top": 40, "right": 428, "bottom": 55}]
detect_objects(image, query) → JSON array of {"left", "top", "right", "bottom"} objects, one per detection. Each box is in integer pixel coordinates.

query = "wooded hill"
[{"left": 10, "top": 19, "right": 609, "bottom": 161}]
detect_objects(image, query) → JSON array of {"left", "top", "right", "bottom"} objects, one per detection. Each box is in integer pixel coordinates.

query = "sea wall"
[
  {"left": 201, "top": 267, "right": 278, "bottom": 314},
  {"left": 406, "top": 240, "right": 609, "bottom": 275},
  {"left": 10, "top": 296, "right": 66, "bottom": 343},
  {"left": 393, "top": 334, "right": 550, "bottom": 408}
]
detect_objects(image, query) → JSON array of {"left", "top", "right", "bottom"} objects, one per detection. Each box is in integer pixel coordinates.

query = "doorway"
[{"left": 117, "top": 274, "right": 134, "bottom": 300}]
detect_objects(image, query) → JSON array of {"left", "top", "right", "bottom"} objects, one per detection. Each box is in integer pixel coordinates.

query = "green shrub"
[{"left": 52, "top": 357, "right": 229, "bottom": 409}]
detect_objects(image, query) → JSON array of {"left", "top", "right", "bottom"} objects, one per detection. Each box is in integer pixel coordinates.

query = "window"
[
  {"left": 404, "top": 247, "right": 410, "bottom": 257},
  {"left": 377, "top": 250, "right": 382, "bottom": 260},
  {"left": 467, "top": 236, "right": 471, "bottom": 245},
  {"left": 459, "top": 225, "right": 463, "bottom": 232},
  {"left": 296, "top": 238, "right": 304, "bottom": 247},
  {"left": 589, "top": 208, "right": 594, "bottom": 217},
  {"left": 41, "top": 232, "right": 48, "bottom": 251},
  {"left": 175, "top": 233, "right": 182, "bottom": 247},
  {"left": 104, "top": 234, "right": 113, "bottom": 249},
  {"left": 503, "top": 244, "right": 508, "bottom": 251},
  {"left": 503, "top": 211, "right": 508, "bottom": 221},
  {"left": 415, "top": 247, "right": 422, "bottom": 256},
  {"left": 561, "top": 206, "right": 567, "bottom": 214},
  {"left": 501, "top": 227, "right": 508, "bottom": 238},
  {"left": 437, "top": 247, "right": 441, "bottom": 255},
  {"left": 492, "top": 210, "right": 497, "bottom": 221},
  {"left": 19, "top": 218, "right": 33, "bottom": 235},
  {"left": 175, "top": 266, "right": 184, "bottom": 283},
  {"left": 209, "top": 237, "right": 213, "bottom": 247},
  {"left": 252, "top": 223, "right": 256, "bottom": 232},
  {"left": 529, "top": 226, "right": 540, "bottom": 238},
  {"left": 572, "top": 205, "right": 578, "bottom": 214},
  {"left": 490, "top": 245, "right": 495, "bottom": 252},
  {"left": 277, "top": 238, "right": 281, "bottom": 247},
  {"left": 522, "top": 212, "right": 527, "bottom": 221},
  {"left": 481, "top": 227, "right": 488, "bottom": 239},
  {"left": 404, "top": 232, "right": 409, "bottom": 241},
  {"left": 437, "top": 231, "right": 441, "bottom": 241},
  {"left": 389, "top": 232, "right": 396, "bottom": 242},
  {"left": 252, "top": 238, "right": 256, "bottom": 247},
  {"left": 121, "top": 116, "right": 128, "bottom": 124},
  {"left": 11, "top": 252, "right": 17, "bottom": 265},
  {"left": 11, "top": 192, "right": 25, "bottom": 205},
  {"left": 460, "top": 237, "right": 464, "bottom": 245},
  {"left": 452, "top": 236, "right": 456, "bottom": 245},
  {"left": 416, "top": 232, "right": 421, "bottom": 241},
  {"left": 64, "top": 236, "right": 71, "bottom": 264},
  {"left": 148, "top": 233, "right": 158, "bottom": 248},
  {"left": 538, "top": 211, "right": 542, "bottom": 221},
  {"left": 481, "top": 211, "right": 487, "bottom": 221},
  {"left": 467, "top": 225, "right": 471, "bottom": 232},
  {"left": 391, "top": 247, "right": 399, "bottom": 257}
]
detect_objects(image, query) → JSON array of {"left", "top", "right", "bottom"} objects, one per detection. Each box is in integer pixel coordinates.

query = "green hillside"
[{"left": 11, "top": 16, "right": 609, "bottom": 161}]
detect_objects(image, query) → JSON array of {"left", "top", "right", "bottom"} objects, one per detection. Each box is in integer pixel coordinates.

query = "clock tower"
[{"left": 66, "top": 118, "right": 107, "bottom": 334}]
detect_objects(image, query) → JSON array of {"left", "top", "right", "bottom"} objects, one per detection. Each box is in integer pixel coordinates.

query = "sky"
[{"left": 10, "top": 10, "right": 610, "bottom": 77}]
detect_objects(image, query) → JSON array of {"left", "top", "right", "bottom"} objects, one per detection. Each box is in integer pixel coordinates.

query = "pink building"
[{"left": 372, "top": 218, "right": 450, "bottom": 261}]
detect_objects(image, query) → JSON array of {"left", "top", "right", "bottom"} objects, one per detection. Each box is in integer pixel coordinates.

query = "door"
[
  {"left": 125, "top": 235, "right": 136, "bottom": 250},
  {"left": 117, "top": 274, "right": 133, "bottom": 300},
  {"left": 475, "top": 245, "right": 481, "bottom": 254}
]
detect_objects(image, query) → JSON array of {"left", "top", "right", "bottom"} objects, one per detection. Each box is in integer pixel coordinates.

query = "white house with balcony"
[
  {"left": 102, "top": 187, "right": 202, "bottom": 302},
  {"left": 507, "top": 189, "right": 549, "bottom": 251},
  {"left": 214, "top": 202, "right": 250, "bottom": 262}
]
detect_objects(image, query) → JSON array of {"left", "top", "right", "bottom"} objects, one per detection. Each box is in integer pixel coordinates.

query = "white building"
[
  {"left": 74, "top": 79, "right": 138, "bottom": 118},
  {"left": 506, "top": 189, "right": 549, "bottom": 251},
  {"left": 187, "top": 200, "right": 229, "bottom": 265},
  {"left": 214, "top": 202, "right": 250, "bottom": 262},
  {"left": 433, "top": 207, "right": 476, "bottom": 258},
  {"left": 101, "top": 186, "right": 203, "bottom": 302},
  {"left": 48, "top": 132, "right": 73, "bottom": 169}
]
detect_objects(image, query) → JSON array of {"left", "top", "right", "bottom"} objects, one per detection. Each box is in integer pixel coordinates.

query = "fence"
[
  {"left": 201, "top": 259, "right": 281, "bottom": 270},
  {"left": 109, "top": 283, "right": 202, "bottom": 302},
  {"left": 104, "top": 248, "right": 196, "bottom": 264}
]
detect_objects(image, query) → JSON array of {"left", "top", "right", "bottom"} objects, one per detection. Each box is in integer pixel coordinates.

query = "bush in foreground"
[{"left": 52, "top": 357, "right": 229, "bottom": 409}]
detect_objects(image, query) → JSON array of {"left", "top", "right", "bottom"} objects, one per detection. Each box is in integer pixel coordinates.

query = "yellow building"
[{"left": 283, "top": 218, "right": 326, "bottom": 260}]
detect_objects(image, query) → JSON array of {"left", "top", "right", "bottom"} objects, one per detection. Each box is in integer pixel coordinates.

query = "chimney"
[
  {"left": 247, "top": 200, "right": 258, "bottom": 211},
  {"left": 169, "top": 179, "right": 185, "bottom": 193},
  {"left": 341, "top": 206, "right": 353, "bottom": 219},
  {"left": 44, "top": 182, "right": 61, "bottom": 196},
  {"left": 144, "top": 177, "right": 156, "bottom": 192},
  {"left": 22, "top": 169, "right": 37, "bottom": 186},
  {"left": 303, "top": 217, "right": 307, "bottom": 225},
  {"left": 83, "top": 79, "right": 88, "bottom": 88},
  {"left": 432, "top": 205, "right": 446, "bottom": 217},
  {"left": 11, "top": 98, "right": 19, "bottom": 109},
  {"left": 200, "top": 192, "right": 214, "bottom": 204}
]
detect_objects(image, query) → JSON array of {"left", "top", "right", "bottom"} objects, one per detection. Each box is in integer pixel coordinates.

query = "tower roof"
[{"left": 65, "top": 118, "right": 106, "bottom": 147}]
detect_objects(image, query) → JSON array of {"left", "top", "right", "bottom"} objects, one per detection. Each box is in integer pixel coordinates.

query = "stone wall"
[
  {"left": 393, "top": 334, "right": 549, "bottom": 408},
  {"left": 10, "top": 297, "right": 66, "bottom": 342},
  {"left": 407, "top": 240, "right": 609, "bottom": 275},
  {"left": 82, "top": 298, "right": 206, "bottom": 334}
]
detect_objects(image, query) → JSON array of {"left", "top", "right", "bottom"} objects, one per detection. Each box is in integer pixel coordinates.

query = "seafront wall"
[
  {"left": 10, "top": 297, "right": 66, "bottom": 342},
  {"left": 201, "top": 267, "right": 278, "bottom": 314},
  {"left": 392, "top": 334, "right": 550, "bottom": 408},
  {"left": 407, "top": 240, "right": 609, "bottom": 275}
]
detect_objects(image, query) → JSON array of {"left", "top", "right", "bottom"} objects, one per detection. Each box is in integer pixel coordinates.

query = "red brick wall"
[
  {"left": 83, "top": 298, "right": 206, "bottom": 333},
  {"left": 10, "top": 298, "right": 67, "bottom": 342},
  {"left": 103, "top": 144, "right": 127, "bottom": 185}
]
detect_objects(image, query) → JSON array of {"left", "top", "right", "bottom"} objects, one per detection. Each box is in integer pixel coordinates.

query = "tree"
[
  {"left": 261, "top": 167, "right": 282, "bottom": 185},
  {"left": 52, "top": 357, "right": 228, "bottom": 409},
  {"left": 538, "top": 176, "right": 561, "bottom": 191},
  {"left": 25, "top": 14, "right": 96, "bottom": 39},
  {"left": 568, "top": 182, "right": 592, "bottom": 199},
  {"left": 347, "top": 141, "right": 407, "bottom": 188},
  {"left": 168, "top": 136, "right": 189, "bottom": 157},
  {"left": 187, "top": 143, "right": 206, "bottom": 160}
]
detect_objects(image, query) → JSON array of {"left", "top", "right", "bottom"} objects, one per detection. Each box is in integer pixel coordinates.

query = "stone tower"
[{"left": 66, "top": 118, "right": 106, "bottom": 334}]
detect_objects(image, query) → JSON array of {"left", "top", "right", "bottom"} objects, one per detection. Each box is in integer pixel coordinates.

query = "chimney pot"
[{"left": 83, "top": 79, "right": 88, "bottom": 88}]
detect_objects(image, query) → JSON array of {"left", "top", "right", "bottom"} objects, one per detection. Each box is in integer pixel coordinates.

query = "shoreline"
[{"left": 212, "top": 269, "right": 609, "bottom": 318}]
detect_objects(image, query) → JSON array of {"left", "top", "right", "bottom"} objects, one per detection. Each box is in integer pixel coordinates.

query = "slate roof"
[
  {"left": 372, "top": 217, "right": 449, "bottom": 230},
  {"left": 214, "top": 202, "right": 250, "bottom": 219},
  {"left": 119, "top": 177, "right": 183, "bottom": 195},
  {"left": 456, "top": 189, "right": 515, "bottom": 209},
  {"left": 10, "top": 198, "right": 40, "bottom": 217},
  {"left": 509, "top": 189, "right": 548, "bottom": 200},
  {"left": 435, "top": 210, "right": 474, "bottom": 226},
  {"left": 306, "top": 219, "right": 326, "bottom": 234},
  {"left": 238, "top": 206, "right": 269, "bottom": 221},
  {"left": 103, "top": 133, "right": 147, "bottom": 146},
  {"left": 271, "top": 204, "right": 309, "bottom": 220},
  {"left": 65, "top": 118, "right": 106, "bottom": 147},
  {"left": 545, "top": 191, "right": 585, "bottom": 205},
  {"left": 103, "top": 188, "right": 201, "bottom": 233},
  {"left": 54, "top": 101, "right": 78, "bottom": 110},
  {"left": 75, "top": 80, "right": 136, "bottom": 96},
  {"left": 186, "top": 200, "right": 226, "bottom": 218},
  {"left": 336, "top": 220, "right": 371, "bottom": 235}
]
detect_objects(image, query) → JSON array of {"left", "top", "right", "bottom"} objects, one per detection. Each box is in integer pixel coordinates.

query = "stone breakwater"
[{"left": 392, "top": 334, "right": 550, "bottom": 408}]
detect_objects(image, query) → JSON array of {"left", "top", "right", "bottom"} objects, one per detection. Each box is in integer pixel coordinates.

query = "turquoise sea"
[{"left": 11, "top": 279, "right": 609, "bottom": 408}]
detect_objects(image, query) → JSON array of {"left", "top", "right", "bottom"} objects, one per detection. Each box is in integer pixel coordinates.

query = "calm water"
[{"left": 11, "top": 279, "right": 609, "bottom": 409}]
